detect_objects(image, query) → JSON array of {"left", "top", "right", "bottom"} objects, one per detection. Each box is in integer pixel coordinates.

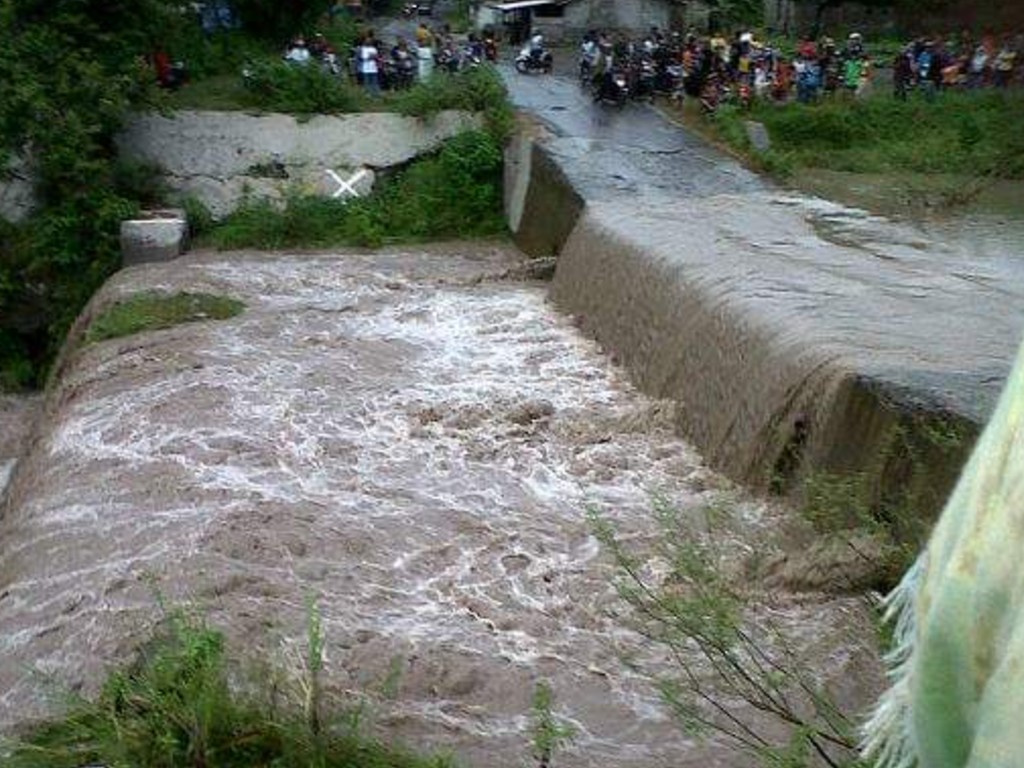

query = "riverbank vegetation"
[
  {"left": 590, "top": 500, "right": 872, "bottom": 768},
  {"left": 4, "top": 609, "right": 450, "bottom": 768},
  {"left": 85, "top": 292, "right": 245, "bottom": 343},
  {"left": 705, "top": 90, "right": 1024, "bottom": 182},
  {"left": 209, "top": 128, "right": 507, "bottom": 250}
]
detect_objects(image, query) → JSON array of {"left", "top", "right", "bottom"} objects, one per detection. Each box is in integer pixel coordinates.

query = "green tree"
[
  {"left": 0, "top": 0, "right": 180, "bottom": 387},
  {"left": 232, "top": 0, "right": 335, "bottom": 39}
]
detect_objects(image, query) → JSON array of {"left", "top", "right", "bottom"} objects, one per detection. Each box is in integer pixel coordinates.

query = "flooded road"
[{"left": 0, "top": 245, "right": 879, "bottom": 766}]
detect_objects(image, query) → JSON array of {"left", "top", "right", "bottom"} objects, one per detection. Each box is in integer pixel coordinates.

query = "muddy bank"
[
  {"left": 0, "top": 245, "right": 880, "bottom": 766},
  {"left": 502, "top": 70, "right": 1024, "bottom": 524}
]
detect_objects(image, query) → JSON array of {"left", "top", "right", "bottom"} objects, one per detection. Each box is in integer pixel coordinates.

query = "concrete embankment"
[
  {"left": 116, "top": 109, "right": 481, "bottom": 217},
  {"left": 504, "top": 74, "right": 1024, "bottom": 524}
]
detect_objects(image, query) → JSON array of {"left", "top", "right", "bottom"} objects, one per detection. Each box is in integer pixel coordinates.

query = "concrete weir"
[{"left": 504, "top": 102, "right": 1024, "bottom": 523}]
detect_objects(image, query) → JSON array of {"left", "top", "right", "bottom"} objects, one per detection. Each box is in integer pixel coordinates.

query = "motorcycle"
[
  {"left": 634, "top": 57, "right": 657, "bottom": 102},
  {"left": 515, "top": 45, "right": 553, "bottom": 74},
  {"left": 594, "top": 68, "right": 629, "bottom": 107}
]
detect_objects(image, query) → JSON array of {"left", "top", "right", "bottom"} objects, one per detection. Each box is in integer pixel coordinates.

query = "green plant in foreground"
[
  {"left": 590, "top": 500, "right": 864, "bottom": 768},
  {"left": 4, "top": 609, "right": 451, "bottom": 768},
  {"left": 529, "top": 681, "right": 575, "bottom": 768},
  {"left": 85, "top": 292, "right": 245, "bottom": 343}
]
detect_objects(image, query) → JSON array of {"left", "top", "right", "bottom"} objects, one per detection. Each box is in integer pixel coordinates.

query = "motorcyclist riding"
[{"left": 529, "top": 33, "right": 546, "bottom": 66}]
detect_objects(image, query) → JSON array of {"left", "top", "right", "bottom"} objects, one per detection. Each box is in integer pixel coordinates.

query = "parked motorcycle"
[{"left": 515, "top": 46, "right": 553, "bottom": 74}]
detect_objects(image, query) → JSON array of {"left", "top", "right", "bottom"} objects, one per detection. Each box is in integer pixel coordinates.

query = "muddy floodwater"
[{"left": 0, "top": 245, "right": 879, "bottom": 766}]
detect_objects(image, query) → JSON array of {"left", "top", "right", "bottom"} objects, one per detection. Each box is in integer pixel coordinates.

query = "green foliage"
[
  {"left": 229, "top": 64, "right": 512, "bottom": 141},
  {"left": 85, "top": 292, "right": 245, "bottom": 343},
  {"left": 212, "top": 129, "right": 506, "bottom": 250},
  {"left": 4, "top": 610, "right": 452, "bottom": 768},
  {"left": 182, "top": 197, "right": 215, "bottom": 239},
  {"left": 391, "top": 68, "right": 515, "bottom": 142},
  {"left": 0, "top": 0, "right": 181, "bottom": 389},
  {"left": 529, "top": 681, "right": 575, "bottom": 767},
  {"left": 708, "top": 0, "right": 765, "bottom": 29},
  {"left": 590, "top": 499, "right": 863, "bottom": 768},
  {"left": 233, "top": 0, "right": 334, "bottom": 40},
  {"left": 243, "top": 60, "right": 370, "bottom": 113},
  {"left": 714, "top": 91, "right": 1024, "bottom": 179}
]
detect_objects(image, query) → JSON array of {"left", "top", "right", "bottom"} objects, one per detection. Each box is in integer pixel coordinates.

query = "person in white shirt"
[
  {"left": 357, "top": 33, "right": 380, "bottom": 95},
  {"left": 284, "top": 37, "right": 311, "bottom": 66}
]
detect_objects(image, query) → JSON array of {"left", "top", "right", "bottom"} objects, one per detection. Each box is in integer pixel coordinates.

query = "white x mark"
[{"left": 325, "top": 167, "right": 369, "bottom": 199}]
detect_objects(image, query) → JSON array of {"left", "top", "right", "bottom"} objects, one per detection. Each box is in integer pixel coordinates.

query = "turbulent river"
[{"left": 0, "top": 244, "right": 879, "bottom": 766}]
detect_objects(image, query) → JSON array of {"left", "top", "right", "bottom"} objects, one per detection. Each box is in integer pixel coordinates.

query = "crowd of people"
[
  {"left": 255, "top": 15, "right": 1024, "bottom": 109},
  {"left": 893, "top": 34, "right": 1021, "bottom": 99},
  {"left": 577, "top": 26, "right": 1023, "bottom": 111},
  {"left": 278, "top": 23, "right": 500, "bottom": 93}
]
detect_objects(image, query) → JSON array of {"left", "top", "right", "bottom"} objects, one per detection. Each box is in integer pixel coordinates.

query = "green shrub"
[
  {"left": 5, "top": 610, "right": 450, "bottom": 768},
  {"left": 212, "top": 129, "right": 506, "bottom": 250},
  {"left": 713, "top": 91, "right": 1024, "bottom": 179},
  {"left": 243, "top": 60, "right": 369, "bottom": 114}
]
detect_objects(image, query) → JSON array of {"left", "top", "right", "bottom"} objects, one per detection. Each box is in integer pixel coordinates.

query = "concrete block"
[
  {"left": 745, "top": 120, "right": 772, "bottom": 154},
  {"left": 120, "top": 209, "right": 188, "bottom": 266}
]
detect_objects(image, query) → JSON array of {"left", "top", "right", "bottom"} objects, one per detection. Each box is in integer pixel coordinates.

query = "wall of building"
[{"left": 563, "top": 0, "right": 672, "bottom": 34}]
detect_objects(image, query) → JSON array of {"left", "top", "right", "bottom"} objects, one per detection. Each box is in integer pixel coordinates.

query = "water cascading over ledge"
[{"left": 507, "top": 135, "right": 1012, "bottom": 529}]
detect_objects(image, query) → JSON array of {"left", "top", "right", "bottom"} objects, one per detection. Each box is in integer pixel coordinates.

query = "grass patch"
[
  {"left": 4, "top": 610, "right": 450, "bottom": 768},
  {"left": 171, "top": 64, "right": 511, "bottom": 128},
  {"left": 86, "top": 292, "right": 244, "bottom": 343},
  {"left": 210, "top": 129, "right": 507, "bottom": 250},
  {"left": 709, "top": 90, "right": 1024, "bottom": 181}
]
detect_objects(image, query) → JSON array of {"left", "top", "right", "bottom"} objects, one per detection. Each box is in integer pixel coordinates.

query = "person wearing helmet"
[{"left": 841, "top": 32, "right": 870, "bottom": 98}]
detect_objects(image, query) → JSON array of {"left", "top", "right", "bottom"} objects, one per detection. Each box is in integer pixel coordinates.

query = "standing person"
[
  {"left": 916, "top": 40, "right": 937, "bottom": 100},
  {"left": 415, "top": 22, "right": 435, "bottom": 81},
  {"left": 357, "top": 32, "right": 381, "bottom": 95},
  {"left": 819, "top": 38, "right": 840, "bottom": 97},
  {"left": 794, "top": 41, "right": 820, "bottom": 104},
  {"left": 284, "top": 37, "right": 311, "bottom": 65},
  {"left": 994, "top": 38, "right": 1017, "bottom": 88},
  {"left": 893, "top": 45, "right": 914, "bottom": 100}
]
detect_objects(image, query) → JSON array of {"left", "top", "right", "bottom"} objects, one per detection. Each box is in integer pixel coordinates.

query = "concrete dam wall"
[{"left": 505, "top": 112, "right": 1024, "bottom": 525}]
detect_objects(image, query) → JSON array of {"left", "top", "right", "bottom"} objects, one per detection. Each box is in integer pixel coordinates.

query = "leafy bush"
[
  {"left": 0, "top": 0, "right": 179, "bottom": 389},
  {"left": 391, "top": 67, "right": 515, "bottom": 141},
  {"left": 212, "top": 129, "right": 506, "bottom": 250},
  {"left": 5, "top": 609, "right": 451, "bottom": 768},
  {"left": 591, "top": 500, "right": 867, "bottom": 768},
  {"left": 233, "top": 0, "right": 334, "bottom": 40},
  {"left": 242, "top": 60, "right": 369, "bottom": 113}
]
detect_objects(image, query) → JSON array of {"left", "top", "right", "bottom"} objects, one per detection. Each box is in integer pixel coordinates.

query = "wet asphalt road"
[{"left": 500, "top": 63, "right": 765, "bottom": 202}]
